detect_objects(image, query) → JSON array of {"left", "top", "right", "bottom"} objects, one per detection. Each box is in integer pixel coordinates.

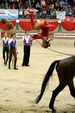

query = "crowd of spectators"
[{"left": 0, "top": 0, "right": 75, "bottom": 19}]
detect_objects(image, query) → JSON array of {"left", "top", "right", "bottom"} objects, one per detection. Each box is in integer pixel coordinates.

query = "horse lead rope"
[
  {"left": 47, "top": 48, "right": 75, "bottom": 57},
  {"left": 36, "top": 39, "right": 75, "bottom": 57}
]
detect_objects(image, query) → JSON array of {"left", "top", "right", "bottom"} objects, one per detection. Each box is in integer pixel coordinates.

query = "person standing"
[
  {"left": 22, "top": 31, "right": 31, "bottom": 66},
  {"left": 2, "top": 32, "right": 9, "bottom": 65},
  {"left": 8, "top": 33, "right": 18, "bottom": 70}
]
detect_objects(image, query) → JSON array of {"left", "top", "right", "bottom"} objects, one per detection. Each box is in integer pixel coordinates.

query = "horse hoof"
[
  {"left": 49, "top": 105, "right": 56, "bottom": 113},
  {"left": 52, "top": 108, "right": 56, "bottom": 113}
]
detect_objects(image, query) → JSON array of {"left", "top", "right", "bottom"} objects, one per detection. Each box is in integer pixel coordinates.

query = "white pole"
[{"left": 29, "top": 0, "right": 31, "bottom": 8}]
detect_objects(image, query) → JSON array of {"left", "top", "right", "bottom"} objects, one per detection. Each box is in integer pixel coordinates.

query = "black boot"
[
  {"left": 14, "top": 60, "right": 18, "bottom": 70},
  {"left": 8, "top": 61, "right": 11, "bottom": 69},
  {"left": 3, "top": 56, "right": 5, "bottom": 64},
  {"left": 4, "top": 60, "right": 6, "bottom": 65},
  {"left": 5, "top": 60, "right": 7, "bottom": 65}
]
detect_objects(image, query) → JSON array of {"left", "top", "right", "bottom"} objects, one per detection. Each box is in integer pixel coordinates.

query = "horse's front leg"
[
  {"left": 68, "top": 80, "right": 75, "bottom": 98},
  {"left": 49, "top": 84, "right": 66, "bottom": 112}
]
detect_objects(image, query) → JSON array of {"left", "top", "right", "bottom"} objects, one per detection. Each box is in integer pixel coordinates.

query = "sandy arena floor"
[{"left": 0, "top": 38, "right": 75, "bottom": 113}]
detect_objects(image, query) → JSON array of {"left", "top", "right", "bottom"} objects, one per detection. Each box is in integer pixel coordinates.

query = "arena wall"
[{"left": 0, "top": 19, "right": 75, "bottom": 38}]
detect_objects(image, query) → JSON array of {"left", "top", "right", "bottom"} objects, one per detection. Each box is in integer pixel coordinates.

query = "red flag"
[{"left": 64, "top": 16, "right": 73, "bottom": 22}]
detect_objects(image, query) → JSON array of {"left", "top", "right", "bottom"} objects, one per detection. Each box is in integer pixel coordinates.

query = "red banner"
[
  {"left": 64, "top": 16, "right": 73, "bottom": 22},
  {"left": 49, "top": 22, "right": 58, "bottom": 31},
  {"left": 0, "top": 20, "right": 75, "bottom": 31},
  {"left": 61, "top": 22, "right": 75, "bottom": 31},
  {"left": 19, "top": 21, "right": 31, "bottom": 31},
  {"left": 0, "top": 20, "right": 16, "bottom": 31}
]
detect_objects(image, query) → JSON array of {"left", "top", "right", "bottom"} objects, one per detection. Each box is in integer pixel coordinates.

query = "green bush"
[
  {"left": 6, "top": 22, "right": 13, "bottom": 29},
  {"left": 1, "top": 19, "right": 6, "bottom": 24}
]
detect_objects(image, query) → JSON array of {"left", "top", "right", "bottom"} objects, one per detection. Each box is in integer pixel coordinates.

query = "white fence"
[
  {"left": 16, "top": 33, "right": 38, "bottom": 38},
  {"left": 54, "top": 33, "right": 75, "bottom": 38}
]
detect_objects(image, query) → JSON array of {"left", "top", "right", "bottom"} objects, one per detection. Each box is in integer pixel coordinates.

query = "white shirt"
[
  {"left": 2, "top": 37, "right": 9, "bottom": 43},
  {"left": 22, "top": 35, "right": 31, "bottom": 44}
]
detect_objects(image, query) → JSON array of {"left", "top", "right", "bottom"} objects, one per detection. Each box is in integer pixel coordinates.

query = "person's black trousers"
[
  {"left": 3, "top": 47, "right": 9, "bottom": 63},
  {"left": 22, "top": 45, "right": 30, "bottom": 66}
]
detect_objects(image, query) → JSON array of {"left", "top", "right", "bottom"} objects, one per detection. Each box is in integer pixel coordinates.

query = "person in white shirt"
[
  {"left": 8, "top": 33, "right": 18, "bottom": 70},
  {"left": 22, "top": 31, "right": 31, "bottom": 66},
  {"left": 2, "top": 32, "right": 9, "bottom": 65}
]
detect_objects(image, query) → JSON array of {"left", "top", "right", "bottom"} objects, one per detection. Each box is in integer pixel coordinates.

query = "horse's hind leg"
[
  {"left": 68, "top": 80, "right": 75, "bottom": 98},
  {"left": 49, "top": 84, "right": 66, "bottom": 112}
]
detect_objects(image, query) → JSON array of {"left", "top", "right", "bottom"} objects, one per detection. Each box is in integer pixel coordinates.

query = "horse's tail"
[{"left": 35, "top": 60, "right": 60, "bottom": 104}]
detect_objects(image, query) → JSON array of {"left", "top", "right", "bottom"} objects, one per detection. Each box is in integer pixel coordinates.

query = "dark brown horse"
[{"left": 36, "top": 56, "right": 75, "bottom": 112}]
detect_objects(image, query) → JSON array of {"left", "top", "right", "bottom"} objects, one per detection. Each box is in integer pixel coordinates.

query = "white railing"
[
  {"left": 54, "top": 33, "right": 75, "bottom": 37},
  {"left": 16, "top": 33, "right": 38, "bottom": 38}
]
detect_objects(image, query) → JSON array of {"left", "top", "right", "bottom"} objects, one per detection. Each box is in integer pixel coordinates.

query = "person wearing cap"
[
  {"left": 2, "top": 32, "right": 9, "bottom": 65},
  {"left": 8, "top": 33, "right": 18, "bottom": 70}
]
